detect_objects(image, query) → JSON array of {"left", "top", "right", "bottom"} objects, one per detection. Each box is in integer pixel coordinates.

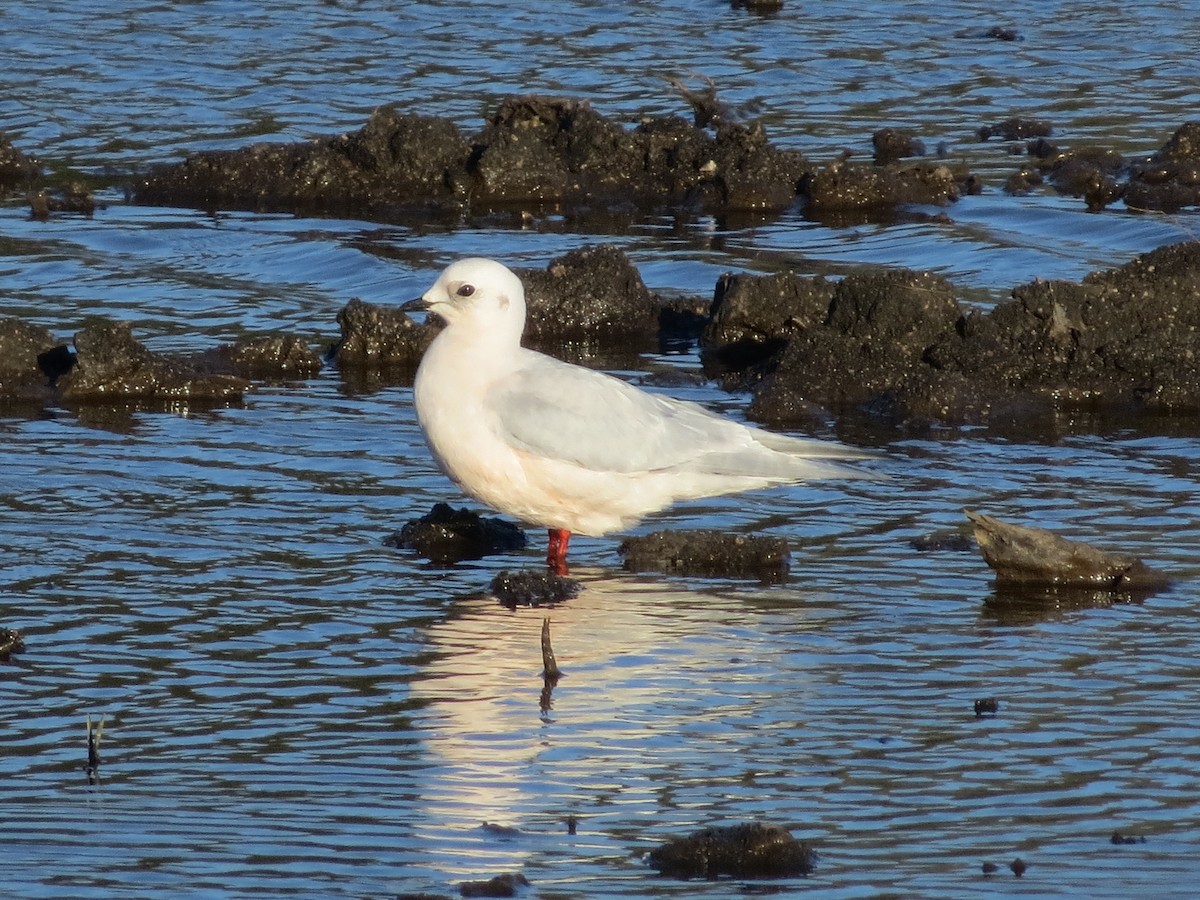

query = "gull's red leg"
[{"left": 547, "top": 528, "right": 572, "bottom": 575}]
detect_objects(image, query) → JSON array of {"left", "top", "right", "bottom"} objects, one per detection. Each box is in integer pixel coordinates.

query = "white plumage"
[{"left": 411, "top": 257, "right": 875, "bottom": 569}]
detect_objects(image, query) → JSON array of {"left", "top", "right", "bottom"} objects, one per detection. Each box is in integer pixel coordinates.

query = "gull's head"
[{"left": 420, "top": 257, "right": 527, "bottom": 340}]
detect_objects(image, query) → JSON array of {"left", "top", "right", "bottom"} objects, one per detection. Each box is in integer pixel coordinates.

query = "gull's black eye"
[{"left": 456, "top": 283, "right": 475, "bottom": 297}]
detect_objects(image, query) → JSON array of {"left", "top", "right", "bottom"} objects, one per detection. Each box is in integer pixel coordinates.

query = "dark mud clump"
[
  {"left": 386, "top": 503, "right": 527, "bottom": 564},
  {"left": 57, "top": 320, "right": 249, "bottom": 401},
  {"left": 648, "top": 822, "right": 817, "bottom": 879},
  {"left": 1125, "top": 121, "right": 1200, "bottom": 213},
  {"left": 490, "top": 570, "right": 581, "bottom": 608},
  {"left": 131, "top": 94, "right": 975, "bottom": 222},
  {"left": 332, "top": 297, "right": 439, "bottom": 370},
  {"left": 618, "top": 530, "right": 790, "bottom": 581},
  {"left": 519, "top": 244, "right": 658, "bottom": 340},
  {"left": 0, "top": 317, "right": 60, "bottom": 404},
  {"left": 0, "top": 132, "right": 40, "bottom": 189},
  {"left": 0, "top": 627, "right": 25, "bottom": 661},
  {"left": 702, "top": 240, "right": 1200, "bottom": 429},
  {"left": 966, "top": 510, "right": 1169, "bottom": 591},
  {"left": 458, "top": 872, "right": 530, "bottom": 898}
]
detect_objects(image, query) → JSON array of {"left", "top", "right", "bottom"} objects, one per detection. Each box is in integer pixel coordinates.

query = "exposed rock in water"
[
  {"left": 58, "top": 319, "right": 249, "bottom": 401},
  {"left": 1125, "top": 121, "right": 1200, "bottom": 212},
  {"left": 490, "top": 570, "right": 581, "bottom": 608},
  {"left": 804, "top": 157, "right": 965, "bottom": 212},
  {"left": 648, "top": 822, "right": 817, "bottom": 879},
  {"left": 618, "top": 530, "right": 790, "bottom": 581},
  {"left": 457, "top": 872, "right": 530, "bottom": 898},
  {"left": 0, "top": 132, "right": 40, "bottom": 188},
  {"left": 386, "top": 503, "right": 527, "bottom": 564},
  {"left": 0, "top": 317, "right": 59, "bottom": 403},
  {"left": 333, "top": 297, "right": 439, "bottom": 369},
  {"left": 192, "top": 334, "right": 324, "bottom": 378},
  {"left": 0, "top": 627, "right": 25, "bottom": 660},
  {"left": 966, "top": 510, "right": 1169, "bottom": 591},
  {"left": 978, "top": 117, "right": 1053, "bottom": 142},
  {"left": 699, "top": 240, "right": 1200, "bottom": 429},
  {"left": 872, "top": 127, "right": 927, "bottom": 165},
  {"left": 519, "top": 244, "right": 658, "bottom": 340}
]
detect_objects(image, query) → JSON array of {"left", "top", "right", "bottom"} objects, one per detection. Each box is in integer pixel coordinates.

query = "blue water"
[{"left": 2, "top": 2, "right": 1200, "bottom": 897}]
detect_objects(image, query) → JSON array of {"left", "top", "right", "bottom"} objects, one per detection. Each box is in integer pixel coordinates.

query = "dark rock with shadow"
[
  {"left": 58, "top": 319, "right": 249, "bottom": 401},
  {"left": 618, "top": 530, "right": 790, "bottom": 582},
  {"left": 519, "top": 244, "right": 658, "bottom": 340},
  {"left": 386, "top": 503, "right": 527, "bottom": 564},
  {"left": 1125, "top": 121, "right": 1200, "bottom": 212},
  {"left": 699, "top": 240, "right": 1200, "bottom": 429},
  {"left": 966, "top": 510, "right": 1169, "bottom": 591},
  {"left": 490, "top": 570, "right": 581, "bottom": 608},
  {"left": 332, "top": 297, "right": 439, "bottom": 370},
  {"left": 1040, "top": 146, "right": 1127, "bottom": 210},
  {"left": 458, "top": 872, "right": 530, "bottom": 898},
  {"left": 648, "top": 822, "right": 817, "bottom": 879},
  {"left": 0, "top": 317, "right": 60, "bottom": 403}
]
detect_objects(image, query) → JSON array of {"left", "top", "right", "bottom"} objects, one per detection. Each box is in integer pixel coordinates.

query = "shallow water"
[{"left": 2, "top": 1, "right": 1200, "bottom": 897}]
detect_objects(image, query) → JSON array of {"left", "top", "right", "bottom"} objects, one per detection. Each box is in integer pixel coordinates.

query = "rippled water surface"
[{"left": 3, "top": 2, "right": 1200, "bottom": 897}]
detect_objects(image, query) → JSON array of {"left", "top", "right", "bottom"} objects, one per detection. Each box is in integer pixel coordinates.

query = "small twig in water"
[
  {"left": 540, "top": 617, "right": 560, "bottom": 681},
  {"left": 86, "top": 713, "right": 105, "bottom": 785}
]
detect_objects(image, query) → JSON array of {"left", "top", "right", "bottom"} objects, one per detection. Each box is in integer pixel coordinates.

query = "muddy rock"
[
  {"left": 966, "top": 510, "right": 1169, "bottom": 590},
  {"left": 458, "top": 872, "right": 529, "bottom": 898},
  {"left": 386, "top": 503, "right": 527, "bottom": 564},
  {"left": 134, "top": 106, "right": 470, "bottom": 216},
  {"left": 618, "top": 530, "right": 790, "bottom": 581},
  {"left": 193, "top": 334, "right": 323, "bottom": 378},
  {"left": 58, "top": 319, "right": 250, "bottom": 400},
  {"left": 519, "top": 244, "right": 658, "bottom": 339},
  {"left": 805, "top": 157, "right": 963, "bottom": 212},
  {"left": 702, "top": 270, "right": 836, "bottom": 374},
  {"left": 333, "top": 297, "right": 439, "bottom": 369},
  {"left": 1125, "top": 121, "right": 1200, "bottom": 212},
  {"left": 745, "top": 269, "right": 964, "bottom": 425},
  {"left": 0, "top": 133, "right": 40, "bottom": 189},
  {"left": 1040, "top": 146, "right": 1127, "bottom": 209},
  {"left": 0, "top": 317, "right": 60, "bottom": 402},
  {"left": 490, "top": 570, "right": 581, "bottom": 608},
  {"left": 648, "top": 822, "right": 817, "bottom": 879},
  {"left": 872, "top": 127, "right": 926, "bottom": 165}
]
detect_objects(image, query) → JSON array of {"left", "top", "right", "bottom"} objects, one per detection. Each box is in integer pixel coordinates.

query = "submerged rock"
[
  {"left": 618, "top": 530, "right": 790, "bottom": 581},
  {"left": 966, "top": 510, "right": 1169, "bottom": 590},
  {"left": 648, "top": 822, "right": 816, "bottom": 879},
  {"left": 386, "top": 503, "right": 527, "bottom": 564}
]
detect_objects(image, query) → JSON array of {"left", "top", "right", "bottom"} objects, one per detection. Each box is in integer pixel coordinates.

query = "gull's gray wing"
[{"left": 487, "top": 350, "right": 869, "bottom": 478}]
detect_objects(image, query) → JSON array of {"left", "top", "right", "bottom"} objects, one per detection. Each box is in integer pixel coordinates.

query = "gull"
[{"left": 410, "top": 257, "right": 877, "bottom": 574}]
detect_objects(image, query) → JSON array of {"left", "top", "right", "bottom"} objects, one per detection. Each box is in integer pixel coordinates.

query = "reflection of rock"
[
  {"left": 966, "top": 510, "right": 1168, "bottom": 590},
  {"left": 618, "top": 529, "right": 790, "bottom": 581},
  {"left": 490, "top": 570, "right": 581, "bottom": 608},
  {"left": 386, "top": 503, "right": 527, "bottom": 564},
  {"left": 648, "top": 822, "right": 817, "bottom": 879}
]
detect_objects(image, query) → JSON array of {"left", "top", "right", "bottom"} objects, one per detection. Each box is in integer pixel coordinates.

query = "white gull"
[{"left": 411, "top": 257, "right": 877, "bottom": 573}]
